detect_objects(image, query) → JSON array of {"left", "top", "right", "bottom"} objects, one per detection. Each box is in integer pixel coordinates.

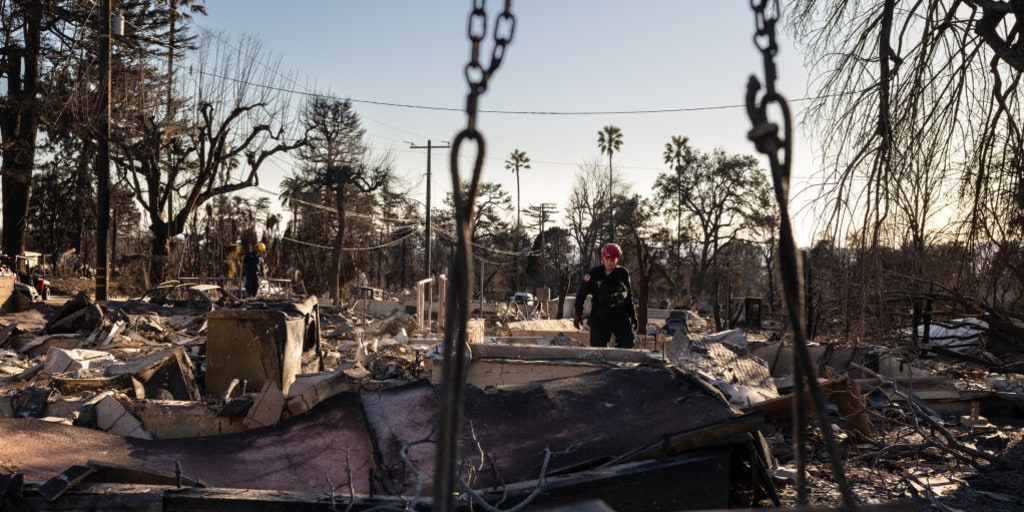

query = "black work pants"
[
  {"left": 588, "top": 308, "right": 635, "bottom": 348},
  {"left": 244, "top": 274, "right": 260, "bottom": 297}
]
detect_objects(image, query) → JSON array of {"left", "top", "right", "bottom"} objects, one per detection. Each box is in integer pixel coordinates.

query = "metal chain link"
[
  {"left": 464, "top": 0, "right": 515, "bottom": 130},
  {"left": 435, "top": 2, "right": 515, "bottom": 512},
  {"left": 751, "top": 0, "right": 780, "bottom": 97},
  {"left": 746, "top": 2, "right": 859, "bottom": 510},
  {"left": 747, "top": 0, "right": 789, "bottom": 175}
]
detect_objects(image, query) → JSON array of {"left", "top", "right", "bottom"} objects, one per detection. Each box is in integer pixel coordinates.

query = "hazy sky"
[{"left": 195, "top": 1, "right": 817, "bottom": 243}]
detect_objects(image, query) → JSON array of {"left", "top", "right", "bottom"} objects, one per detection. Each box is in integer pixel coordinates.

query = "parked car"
[
  {"left": 13, "top": 281, "right": 40, "bottom": 303},
  {"left": 509, "top": 292, "right": 537, "bottom": 306}
]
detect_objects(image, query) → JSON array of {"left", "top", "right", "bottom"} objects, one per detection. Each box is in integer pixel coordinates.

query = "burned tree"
[
  {"left": 285, "top": 96, "right": 395, "bottom": 302},
  {"left": 653, "top": 146, "right": 773, "bottom": 308},
  {"left": 789, "top": 1, "right": 1024, "bottom": 312},
  {"left": 114, "top": 33, "right": 303, "bottom": 283},
  {"left": 566, "top": 158, "right": 614, "bottom": 275},
  {"left": 616, "top": 194, "right": 668, "bottom": 331}
]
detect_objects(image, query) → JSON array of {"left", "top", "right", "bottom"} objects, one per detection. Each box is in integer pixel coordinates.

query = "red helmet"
[{"left": 601, "top": 243, "right": 622, "bottom": 259}]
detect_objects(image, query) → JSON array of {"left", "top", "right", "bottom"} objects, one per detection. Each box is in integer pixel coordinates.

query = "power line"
[
  {"left": 195, "top": 68, "right": 826, "bottom": 117},
  {"left": 282, "top": 230, "right": 417, "bottom": 252},
  {"left": 192, "top": 23, "right": 434, "bottom": 140},
  {"left": 252, "top": 186, "right": 423, "bottom": 226}
]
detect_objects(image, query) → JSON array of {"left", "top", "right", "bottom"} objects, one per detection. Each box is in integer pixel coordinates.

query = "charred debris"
[{"left": 0, "top": 288, "right": 1022, "bottom": 512}]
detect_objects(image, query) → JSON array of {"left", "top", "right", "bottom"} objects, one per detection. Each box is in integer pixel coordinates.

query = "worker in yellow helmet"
[{"left": 243, "top": 242, "right": 266, "bottom": 298}]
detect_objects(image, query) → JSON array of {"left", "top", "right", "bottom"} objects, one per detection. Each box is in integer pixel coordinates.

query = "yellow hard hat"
[{"left": 256, "top": 242, "right": 266, "bottom": 253}]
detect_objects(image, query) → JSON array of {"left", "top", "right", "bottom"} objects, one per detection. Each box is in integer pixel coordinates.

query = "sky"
[{"left": 194, "top": 1, "right": 818, "bottom": 244}]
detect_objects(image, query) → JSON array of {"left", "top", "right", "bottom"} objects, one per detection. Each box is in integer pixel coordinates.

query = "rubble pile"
[{"left": 0, "top": 292, "right": 1022, "bottom": 511}]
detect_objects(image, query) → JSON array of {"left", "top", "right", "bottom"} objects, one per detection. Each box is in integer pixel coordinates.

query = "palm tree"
[
  {"left": 597, "top": 125, "right": 623, "bottom": 242},
  {"left": 597, "top": 125, "right": 623, "bottom": 195},
  {"left": 662, "top": 135, "right": 694, "bottom": 258},
  {"left": 504, "top": 149, "right": 531, "bottom": 233}
]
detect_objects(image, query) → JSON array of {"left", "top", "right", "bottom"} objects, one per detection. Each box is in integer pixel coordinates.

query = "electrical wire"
[
  {"left": 194, "top": 68, "right": 830, "bottom": 116},
  {"left": 282, "top": 228, "right": 417, "bottom": 251}
]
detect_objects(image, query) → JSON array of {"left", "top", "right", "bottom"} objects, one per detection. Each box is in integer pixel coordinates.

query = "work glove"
[{"left": 573, "top": 315, "right": 582, "bottom": 330}]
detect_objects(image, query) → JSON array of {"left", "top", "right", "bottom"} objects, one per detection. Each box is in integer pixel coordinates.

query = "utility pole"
[
  {"left": 95, "top": 0, "right": 112, "bottom": 302},
  {"left": 538, "top": 203, "right": 557, "bottom": 291},
  {"left": 524, "top": 202, "right": 559, "bottom": 292},
  {"left": 409, "top": 140, "right": 449, "bottom": 279}
]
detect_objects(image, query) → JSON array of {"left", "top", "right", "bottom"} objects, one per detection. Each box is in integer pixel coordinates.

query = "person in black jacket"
[
  {"left": 573, "top": 243, "right": 637, "bottom": 348},
  {"left": 243, "top": 242, "right": 266, "bottom": 298}
]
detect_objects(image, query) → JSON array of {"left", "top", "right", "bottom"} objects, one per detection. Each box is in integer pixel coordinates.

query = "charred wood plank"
[{"left": 37, "top": 465, "right": 96, "bottom": 502}]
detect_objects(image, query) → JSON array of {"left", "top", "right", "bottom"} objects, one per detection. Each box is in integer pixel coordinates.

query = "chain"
[
  {"left": 751, "top": 0, "right": 780, "bottom": 97},
  {"left": 452, "top": 0, "right": 515, "bottom": 202},
  {"left": 435, "top": 2, "right": 515, "bottom": 512},
  {"left": 464, "top": 0, "right": 515, "bottom": 131},
  {"left": 746, "top": 2, "right": 859, "bottom": 510},
  {"left": 747, "top": 0, "right": 789, "bottom": 176}
]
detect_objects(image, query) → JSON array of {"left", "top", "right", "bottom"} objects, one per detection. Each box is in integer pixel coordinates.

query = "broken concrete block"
[
  {"left": 106, "top": 346, "right": 200, "bottom": 401},
  {"left": 42, "top": 395, "right": 91, "bottom": 420},
  {"left": 43, "top": 347, "right": 116, "bottom": 375},
  {"left": 127, "top": 400, "right": 247, "bottom": 439},
  {"left": 244, "top": 381, "right": 284, "bottom": 429},
  {"left": 283, "top": 370, "right": 353, "bottom": 419},
  {"left": 960, "top": 414, "right": 995, "bottom": 430},
  {"left": 94, "top": 394, "right": 152, "bottom": 439}
]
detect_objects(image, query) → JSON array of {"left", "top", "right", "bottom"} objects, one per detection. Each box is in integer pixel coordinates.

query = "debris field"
[{"left": 1, "top": 288, "right": 1023, "bottom": 511}]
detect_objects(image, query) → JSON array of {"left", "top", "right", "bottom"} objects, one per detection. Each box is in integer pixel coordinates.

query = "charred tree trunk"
[
  {"left": 150, "top": 219, "right": 171, "bottom": 285},
  {"left": 0, "top": 1, "right": 42, "bottom": 270}
]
